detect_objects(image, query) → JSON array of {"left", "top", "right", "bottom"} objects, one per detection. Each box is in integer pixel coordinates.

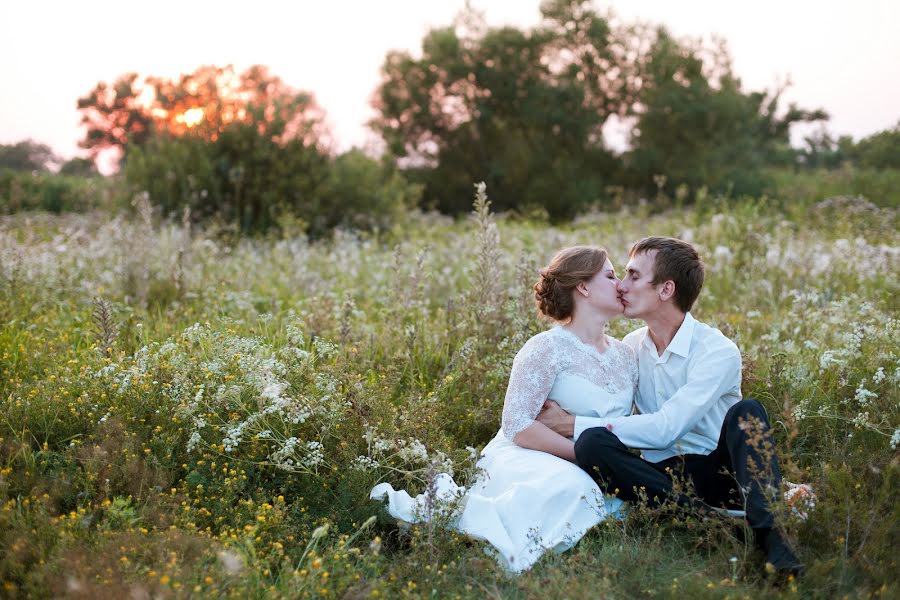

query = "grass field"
[{"left": 1, "top": 190, "right": 898, "bottom": 598}]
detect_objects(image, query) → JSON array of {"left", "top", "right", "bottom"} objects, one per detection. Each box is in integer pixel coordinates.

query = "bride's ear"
[{"left": 576, "top": 282, "right": 589, "bottom": 297}]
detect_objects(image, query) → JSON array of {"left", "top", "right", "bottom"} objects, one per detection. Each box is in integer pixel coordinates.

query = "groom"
[{"left": 537, "top": 236, "right": 803, "bottom": 577}]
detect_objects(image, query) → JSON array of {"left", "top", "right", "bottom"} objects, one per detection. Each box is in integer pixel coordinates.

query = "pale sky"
[{"left": 1, "top": 0, "right": 898, "bottom": 163}]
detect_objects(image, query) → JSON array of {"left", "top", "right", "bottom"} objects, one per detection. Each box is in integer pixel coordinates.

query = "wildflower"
[
  {"left": 854, "top": 382, "right": 877, "bottom": 406},
  {"left": 218, "top": 550, "right": 244, "bottom": 575},
  {"left": 184, "top": 431, "right": 203, "bottom": 454}
]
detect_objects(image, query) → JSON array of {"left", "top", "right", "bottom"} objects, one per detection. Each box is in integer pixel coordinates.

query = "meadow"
[{"left": 0, "top": 189, "right": 897, "bottom": 599}]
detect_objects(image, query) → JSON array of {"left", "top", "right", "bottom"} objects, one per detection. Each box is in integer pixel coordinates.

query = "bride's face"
[{"left": 577, "top": 259, "right": 623, "bottom": 317}]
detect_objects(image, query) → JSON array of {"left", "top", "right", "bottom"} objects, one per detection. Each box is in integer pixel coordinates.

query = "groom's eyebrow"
[{"left": 627, "top": 267, "right": 640, "bottom": 276}]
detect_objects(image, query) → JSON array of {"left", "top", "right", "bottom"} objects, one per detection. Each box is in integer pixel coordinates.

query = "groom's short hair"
[{"left": 630, "top": 236, "right": 704, "bottom": 313}]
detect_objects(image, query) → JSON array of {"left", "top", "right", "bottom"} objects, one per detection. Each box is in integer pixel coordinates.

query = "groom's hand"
[{"left": 537, "top": 400, "right": 576, "bottom": 438}]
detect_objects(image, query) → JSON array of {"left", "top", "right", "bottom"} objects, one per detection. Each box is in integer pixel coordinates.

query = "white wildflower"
[
  {"left": 398, "top": 439, "right": 429, "bottom": 463},
  {"left": 187, "top": 431, "right": 202, "bottom": 453},
  {"left": 852, "top": 412, "right": 870, "bottom": 428},
  {"left": 301, "top": 441, "right": 325, "bottom": 469},
  {"left": 352, "top": 455, "right": 380, "bottom": 471},
  {"left": 853, "top": 382, "right": 877, "bottom": 406},
  {"left": 261, "top": 382, "right": 285, "bottom": 402}
]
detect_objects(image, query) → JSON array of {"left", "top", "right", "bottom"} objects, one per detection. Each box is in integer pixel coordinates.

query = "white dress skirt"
[{"left": 371, "top": 328, "right": 638, "bottom": 572}]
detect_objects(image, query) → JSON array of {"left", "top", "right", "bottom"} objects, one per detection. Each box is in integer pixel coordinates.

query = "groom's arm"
[
  {"left": 536, "top": 401, "right": 576, "bottom": 437},
  {"left": 578, "top": 342, "right": 741, "bottom": 448}
]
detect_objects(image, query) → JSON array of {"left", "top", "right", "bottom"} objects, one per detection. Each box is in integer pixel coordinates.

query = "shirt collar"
[
  {"left": 667, "top": 312, "right": 695, "bottom": 358},
  {"left": 639, "top": 312, "right": 696, "bottom": 358}
]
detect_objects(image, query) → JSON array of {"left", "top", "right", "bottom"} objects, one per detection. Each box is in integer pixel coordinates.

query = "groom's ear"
[{"left": 658, "top": 280, "right": 676, "bottom": 302}]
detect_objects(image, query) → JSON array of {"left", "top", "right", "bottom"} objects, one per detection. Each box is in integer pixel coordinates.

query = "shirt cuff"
[{"left": 573, "top": 415, "right": 609, "bottom": 441}]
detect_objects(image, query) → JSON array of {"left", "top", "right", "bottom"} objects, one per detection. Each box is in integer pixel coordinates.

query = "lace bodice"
[{"left": 501, "top": 327, "right": 638, "bottom": 441}]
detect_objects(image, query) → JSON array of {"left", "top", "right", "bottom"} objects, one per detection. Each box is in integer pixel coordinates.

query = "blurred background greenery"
[{"left": 2, "top": 0, "right": 898, "bottom": 233}]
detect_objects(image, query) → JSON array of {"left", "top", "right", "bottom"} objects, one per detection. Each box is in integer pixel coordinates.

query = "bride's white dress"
[{"left": 371, "top": 327, "right": 637, "bottom": 572}]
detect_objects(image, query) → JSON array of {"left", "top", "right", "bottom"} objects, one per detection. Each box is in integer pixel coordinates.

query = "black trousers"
[{"left": 574, "top": 399, "right": 781, "bottom": 530}]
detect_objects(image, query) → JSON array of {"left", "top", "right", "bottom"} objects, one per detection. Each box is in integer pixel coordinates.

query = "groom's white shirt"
[{"left": 573, "top": 312, "right": 742, "bottom": 463}]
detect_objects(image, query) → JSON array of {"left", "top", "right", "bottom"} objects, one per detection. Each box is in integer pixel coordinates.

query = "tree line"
[{"left": 2, "top": 0, "right": 898, "bottom": 230}]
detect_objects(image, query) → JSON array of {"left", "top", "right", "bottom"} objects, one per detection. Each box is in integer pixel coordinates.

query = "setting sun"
[{"left": 176, "top": 107, "right": 204, "bottom": 127}]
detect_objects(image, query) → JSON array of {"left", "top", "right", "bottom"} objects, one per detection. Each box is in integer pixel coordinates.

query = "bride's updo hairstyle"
[{"left": 534, "top": 245, "right": 608, "bottom": 321}]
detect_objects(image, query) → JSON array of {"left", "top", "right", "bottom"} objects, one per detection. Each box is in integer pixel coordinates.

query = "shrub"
[{"left": 0, "top": 171, "right": 122, "bottom": 214}]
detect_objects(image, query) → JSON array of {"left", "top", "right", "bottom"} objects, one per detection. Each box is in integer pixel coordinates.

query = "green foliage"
[
  {"left": 124, "top": 124, "right": 330, "bottom": 233},
  {"left": 0, "top": 139, "right": 59, "bottom": 173},
  {"left": 765, "top": 166, "right": 900, "bottom": 208},
  {"left": 850, "top": 122, "right": 900, "bottom": 169},
  {"left": 312, "top": 150, "right": 422, "bottom": 236},
  {"left": 794, "top": 127, "right": 854, "bottom": 169},
  {"left": 0, "top": 171, "right": 122, "bottom": 214},
  {"left": 58, "top": 157, "right": 99, "bottom": 177}
]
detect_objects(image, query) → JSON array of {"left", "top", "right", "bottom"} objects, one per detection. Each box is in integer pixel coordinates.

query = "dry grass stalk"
[
  {"left": 173, "top": 206, "right": 191, "bottom": 298},
  {"left": 92, "top": 295, "right": 118, "bottom": 358},
  {"left": 470, "top": 182, "right": 502, "bottom": 321}
]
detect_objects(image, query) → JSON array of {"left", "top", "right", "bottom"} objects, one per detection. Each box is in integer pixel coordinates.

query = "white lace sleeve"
[{"left": 501, "top": 333, "right": 560, "bottom": 441}]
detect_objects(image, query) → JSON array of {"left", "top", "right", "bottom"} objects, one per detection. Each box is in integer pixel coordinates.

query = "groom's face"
[{"left": 618, "top": 251, "right": 662, "bottom": 319}]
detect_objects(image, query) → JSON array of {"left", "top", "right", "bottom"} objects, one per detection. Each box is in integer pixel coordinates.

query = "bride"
[{"left": 371, "top": 246, "right": 637, "bottom": 572}]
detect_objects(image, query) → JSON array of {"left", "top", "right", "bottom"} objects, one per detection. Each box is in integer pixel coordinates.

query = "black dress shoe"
[{"left": 762, "top": 529, "right": 805, "bottom": 578}]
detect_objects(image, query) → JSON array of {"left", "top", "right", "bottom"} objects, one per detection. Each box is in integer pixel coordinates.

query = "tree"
[
  {"left": 124, "top": 103, "right": 331, "bottom": 233},
  {"left": 850, "top": 123, "right": 900, "bottom": 169},
  {"left": 370, "top": 1, "right": 629, "bottom": 217},
  {"left": 77, "top": 65, "right": 329, "bottom": 167},
  {"left": 77, "top": 64, "right": 342, "bottom": 232},
  {"left": 625, "top": 29, "right": 828, "bottom": 195},
  {"left": 0, "top": 139, "right": 59, "bottom": 172},
  {"left": 795, "top": 127, "right": 853, "bottom": 169},
  {"left": 59, "top": 157, "right": 99, "bottom": 176},
  {"left": 77, "top": 73, "right": 154, "bottom": 162}
]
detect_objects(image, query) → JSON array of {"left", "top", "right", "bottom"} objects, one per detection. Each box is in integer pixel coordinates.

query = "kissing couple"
[{"left": 372, "top": 237, "right": 804, "bottom": 577}]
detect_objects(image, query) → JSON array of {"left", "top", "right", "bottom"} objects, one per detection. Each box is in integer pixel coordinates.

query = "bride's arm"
[
  {"left": 501, "top": 334, "right": 574, "bottom": 460},
  {"left": 513, "top": 421, "right": 576, "bottom": 461}
]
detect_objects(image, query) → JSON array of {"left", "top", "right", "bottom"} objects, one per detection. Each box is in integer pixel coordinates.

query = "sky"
[{"left": 1, "top": 0, "right": 898, "bottom": 165}]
